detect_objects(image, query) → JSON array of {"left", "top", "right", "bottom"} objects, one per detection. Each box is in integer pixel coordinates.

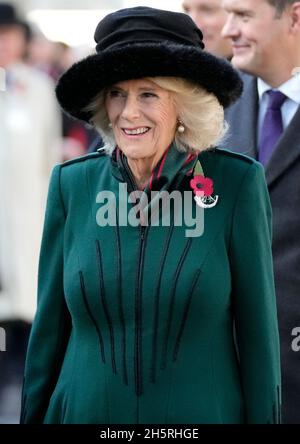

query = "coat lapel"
[{"left": 265, "top": 104, "right": 300, "bottom": 187}]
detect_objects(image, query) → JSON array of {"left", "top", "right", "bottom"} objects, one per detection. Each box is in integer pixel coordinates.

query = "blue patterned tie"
[{"left": 259, "top": 90, "right": 287, "bottom": 166}]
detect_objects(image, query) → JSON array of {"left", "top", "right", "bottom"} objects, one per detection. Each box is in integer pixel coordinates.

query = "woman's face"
[{"left": 105, "top": 78, "right": 178, "bottom": 160}]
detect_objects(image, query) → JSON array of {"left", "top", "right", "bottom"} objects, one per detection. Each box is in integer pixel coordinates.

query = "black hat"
[
  {"left": 0, "top": 3, "right": 31, "bottom": 41},
  {"left": 56, "top": 6, "right": 242, "bottom": 122}
]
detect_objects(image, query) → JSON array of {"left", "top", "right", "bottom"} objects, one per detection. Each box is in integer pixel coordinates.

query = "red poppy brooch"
[{"left": 190, "top": 160, "right": 219, "bottom": 208}]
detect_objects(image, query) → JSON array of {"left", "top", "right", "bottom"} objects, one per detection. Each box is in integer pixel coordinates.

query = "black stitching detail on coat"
[
  {"left": 150, "top": 222, "right": 174, "bottom": 383},
  {"left": 114, "top": 212, "right": 128, "bottom": 385},
  {"left": 134, "top": 226, "right": 149, "bottom": 396},
  {"left": 95, "top": 240, "right": 117, "bottom": 374},
  {"left": 160, "top": 238, "right": 193, "bottom": 370},
  {"left": 173, "top": 268, "right": 202, "bottom": 362},
  {"left": 79, "top": 271, "right": 105, "bottom": 363}
]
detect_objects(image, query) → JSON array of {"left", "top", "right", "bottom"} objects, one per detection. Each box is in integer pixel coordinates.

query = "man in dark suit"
[{"left": 221, "top": 0, "right": 300, "bottom": 423}]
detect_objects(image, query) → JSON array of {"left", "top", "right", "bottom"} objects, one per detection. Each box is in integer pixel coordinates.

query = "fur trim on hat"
[{"left": 56, "top": 42, "right": 243, "bottom": 122}]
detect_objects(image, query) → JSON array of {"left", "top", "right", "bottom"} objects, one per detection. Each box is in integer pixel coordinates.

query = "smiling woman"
[
  {"left": 105, "top": 80, "right": 177, "bottom": 165},
  {"left": 85, "top": 76, "right": 225, "bottom": 189},
  {"left": 104, "top": 79, "right": 178, "bottom": 188},
  {"left": 21, "top": 6, "right": 281, "bottom": 425},
  {"left": 85, "top": 77, "right": 225, "bottom": 155}
]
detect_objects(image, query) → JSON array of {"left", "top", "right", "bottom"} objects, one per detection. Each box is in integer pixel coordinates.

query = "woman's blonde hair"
[{"left": 84, "top": 76, "right": 227, "bottom": 155}]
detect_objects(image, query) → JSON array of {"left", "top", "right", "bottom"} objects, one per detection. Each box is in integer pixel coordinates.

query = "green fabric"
[{"left": 21, "top": 146, "right": 281, "bottom": 424}]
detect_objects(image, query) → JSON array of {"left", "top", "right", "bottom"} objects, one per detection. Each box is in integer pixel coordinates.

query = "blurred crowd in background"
[{"left": 0, "top": 0, "right": 101, "bottom": 423}]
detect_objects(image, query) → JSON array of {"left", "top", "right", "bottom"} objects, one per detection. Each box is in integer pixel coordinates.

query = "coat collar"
[
  {"left": 110, "top": 144, "right": 199, "bottom": 223},
  {"left": 110, "top": 143, "right": 198, "bottom": 194}
]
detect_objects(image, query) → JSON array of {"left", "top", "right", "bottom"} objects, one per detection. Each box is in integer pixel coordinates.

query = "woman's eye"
[
  {"left": 142, "top": 92, "right": 157, "bottom": 98},
  {"left": 108, "top": 90, "right": 123, "bottom": 98}
]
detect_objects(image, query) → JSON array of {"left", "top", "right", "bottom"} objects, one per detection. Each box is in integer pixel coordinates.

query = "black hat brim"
[{"left": 56, "top": 42, "right": 242, "bottom": 122}]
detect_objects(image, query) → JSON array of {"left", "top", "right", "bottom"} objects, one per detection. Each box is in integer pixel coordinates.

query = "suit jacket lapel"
[
  {"left": 241, "top": 76, "right": 259, "bottom": 158},
  {"left": 224, "top": 74, "right": 258, "bottom": 159},
  {"left": 265, "top": 104, "right": 300, "bottom": 186}
]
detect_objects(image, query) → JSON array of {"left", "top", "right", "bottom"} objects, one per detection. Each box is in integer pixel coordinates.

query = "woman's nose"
[{"left": 121, "top": 95, "right": 141, "bottom": 120}]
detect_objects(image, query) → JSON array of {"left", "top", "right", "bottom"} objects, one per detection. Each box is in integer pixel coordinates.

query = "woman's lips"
[{"left": 122, "top": 127, "right": 151, "bottom": 137}]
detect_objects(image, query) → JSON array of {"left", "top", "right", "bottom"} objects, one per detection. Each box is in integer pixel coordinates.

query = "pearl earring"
[
  {"left": 108, "top": 122, "right": 112, "bottom": 128},
  {"left": 177, "top": 120, "right": 185, "bottom": 133}
]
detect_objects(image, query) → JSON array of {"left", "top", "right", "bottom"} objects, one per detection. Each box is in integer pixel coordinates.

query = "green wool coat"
[{"left": 21, "top": 145, "right": 281, "bottom": 424}]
